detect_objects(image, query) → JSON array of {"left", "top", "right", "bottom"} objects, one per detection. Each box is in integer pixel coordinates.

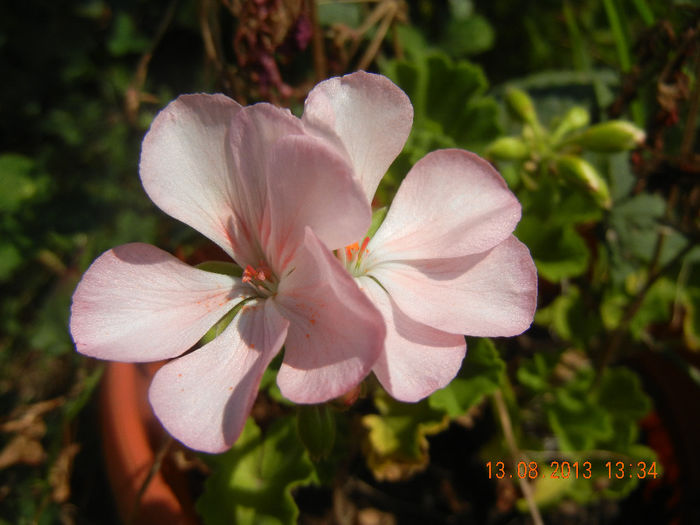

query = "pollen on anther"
[
  {"left": 359, "top": 236, "right": 370, "bottom": 256},
  {"left": 310, "top": 319, "right": 316, "bottom": 325},
  {"left": 305, "top": 333, "right": 310, "bottom": 338},
  {"left": 250, "top": 343, "right": 256, "bottom": 349}
]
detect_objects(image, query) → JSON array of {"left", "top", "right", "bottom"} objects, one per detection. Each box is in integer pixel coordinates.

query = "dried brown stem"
[
  {"left": 125, "top": 0, "right": 179, "bottom": 124},
  {"left": 126, "top": 435, "right": 174, "bottom": 525},
  {"left": 493, "top": 390, "right": 545, "bottom": 525},
  {"left": 308, "top": 0, "right": 327, "bottom": 80}
]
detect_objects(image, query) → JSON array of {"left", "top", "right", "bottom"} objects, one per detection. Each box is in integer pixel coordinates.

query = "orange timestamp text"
[{"left": 486, "top": 460, "right": 659, "bottom": 480}]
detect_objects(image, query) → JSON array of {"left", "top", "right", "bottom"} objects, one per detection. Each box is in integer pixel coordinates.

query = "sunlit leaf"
[
  {"left": 198, "top": 417, "right": 315, "bottom": 525},
  {"left": 362, "top": 391, "right": 448, "bottom": 481},
  {"left": 429, "top": 338, "right": 504, "bottom": 417}
]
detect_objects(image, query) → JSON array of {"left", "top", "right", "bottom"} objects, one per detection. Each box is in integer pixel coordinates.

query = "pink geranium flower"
[
  {"left": 302, "top": 72, "right": 538, "bottom": 401},
  {"left": 70, "top": 95, "right": 385, "bottom": 453}
]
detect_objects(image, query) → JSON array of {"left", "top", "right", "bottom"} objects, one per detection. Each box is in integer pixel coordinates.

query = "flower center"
[
  {"left": 242, "top": 261, "right": 278, "bottom": 297},
  {"left": 337, "top": 236, "right": 370, "bottom": 277}
]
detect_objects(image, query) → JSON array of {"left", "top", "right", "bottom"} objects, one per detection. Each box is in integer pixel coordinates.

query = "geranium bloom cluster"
[{"left": 70, "top": 72, "right": 537, "bottom": 453}]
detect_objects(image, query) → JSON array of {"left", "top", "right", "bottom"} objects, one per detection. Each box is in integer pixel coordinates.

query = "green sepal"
[
  {"left": 195, "top": 260, "right": 242, "bottom": 277},
  {"left": 199, "top": 300, "right": 248, "bottom": 346},
  {"left": 366, "top": 207, "right": 388, "bottom": 239}
]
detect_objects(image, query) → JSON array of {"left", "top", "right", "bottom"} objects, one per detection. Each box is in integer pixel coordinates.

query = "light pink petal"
[
  {"left": 139, "top": 94, "right": 244, "bottom": 260},
  {"left": 273, "top": 228, "right": 385, "bottom": 403},
  {"left": 372, "top": 236, "right": 537, "bottom": 337},
  {"left": 70, "top": 243, "right": 247, "bottom": 362},
  {"left": 359, "top": 277, "right": 466, "bottom": 402},
  {"left": 149, "top": 300, "right": 289, "bottom": 453},
  {"left": 366, "top": 150, "right": 521, "bottom": 263},
  {"left": 264, "top": 134, "right": 370, "bottom": 269},
  {"left": 228, "top": 103, "right": 305, "bottom": 240},
  {"left": 302, "top": 71, "right": 413, "bottom": 200}
]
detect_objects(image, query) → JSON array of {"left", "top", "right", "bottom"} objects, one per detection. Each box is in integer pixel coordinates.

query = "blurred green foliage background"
[{"left": 1, "top": 1, "right": 698, "bottom": 524}]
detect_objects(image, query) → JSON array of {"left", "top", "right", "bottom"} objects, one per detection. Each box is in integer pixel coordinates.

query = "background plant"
[{"left": 0, "top": 1, "right": 698, "bottom": 524}]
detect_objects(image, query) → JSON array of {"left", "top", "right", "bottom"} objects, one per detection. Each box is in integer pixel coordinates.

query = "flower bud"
[
  {"left": 551, "top": 106, "right": 590, "bottom": 143},
  {"left": 505, "top": 88, "right": 538, "bottom": 125},
  {"left": 568, "top": 121, "right": 646, "bottom": 152},
  {"left": 486, "top": 136, "right": 529, "bottom": 161},
  {"left": 296, "top": 404, "right": 336, "bottom": 461},
  {"left": 554, "top": 155, "right": 612, "bottom": 209}
]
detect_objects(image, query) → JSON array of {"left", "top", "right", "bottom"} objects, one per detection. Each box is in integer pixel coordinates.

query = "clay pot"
[{"left": 100, "top": 362, "right": 199, "bottom": 525}]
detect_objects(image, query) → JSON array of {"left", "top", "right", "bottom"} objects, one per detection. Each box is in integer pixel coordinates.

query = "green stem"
[
  {"left": 602, "top": 0, "right": 631, "bottom": 72},
  {"left": 563, "top": 1, "right": 607, "bottom": 115},
  {"left": 631, "top": 0, "right": 655, "bottom": 26}
]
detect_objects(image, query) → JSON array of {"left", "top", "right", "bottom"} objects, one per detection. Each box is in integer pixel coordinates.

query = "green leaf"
[
  {"left": 516, "top": 353, "right": 554, "bottom": 393},
  {"left": 429, "top": 338, "right": 504, "bottom": 417},
  {"left": 197, "top": 417, "right": 315, "bottom": 525},
  {"left": 595, "top": 368, "right": 651, "bottom": 433},
  {"left": 362, "top": 391, "right": 448, "bottom": 481},
  {"left": 107, "top": 12, "right": 149, "bottom": 56},
  {"left": 520, "top": 177, "right": 602, "bottom": 226},
  {"left": 28, "top": 277, "right": 78, "bottom": 356},
  {"left": 516, "top": 217, "right": 589, "bottom": 281},
  {"left": 517, "top": 473, "right": 575, "bottom": 512},
  {"left": 534, "top": 285, "right": 603, "bottom": 347},
  {"left": 380, "top": 50, "right": 500, "bottom": 155},
  {"left": 601, "top": 277, "right": 676, "bottom": 340},
  {"left": 424, "top": 54, "right": 488, "bottom": 134},
  {"left": 547, "top": 390, "right": 613, "bottom": 452},
  {"left": 441, "top": 14, "right": 495, "bottom": 57},
  {"left": 0, "top": 241, "right": 22, "bottom": 281},
  {"left": 682, "top": 277, "right": 700, "bottom": 350},
  {"left": 0, "top": 153, "right": 49, "bottom": 213},
  {"left": 607, "top": 193, "right": 665, "bottom": 270},
  {"left": 296, "top": 404, "right": 336, "bottom": 461}
]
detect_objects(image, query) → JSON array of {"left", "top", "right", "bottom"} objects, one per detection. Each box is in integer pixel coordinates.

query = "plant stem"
[
  {"left": 493, "top": 390, "right": 544, "bottom": 525},
  {"left": 596, "top": 238, "right": 696, "bottom": 379},
  {"left": 127, "top": 435, "right": 174, "bottom": 525}
]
